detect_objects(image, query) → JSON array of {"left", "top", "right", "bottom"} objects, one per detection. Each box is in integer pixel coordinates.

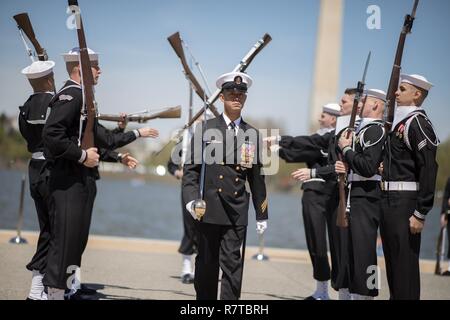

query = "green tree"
[
  {"left": 437, "top": 137, "right": 450, "bottom": 192},
  {"left": 0, "top": 113, "right": 28, "bottom": 163}
]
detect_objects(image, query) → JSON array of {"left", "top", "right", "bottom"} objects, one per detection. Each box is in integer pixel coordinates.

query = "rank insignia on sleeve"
[
  {"left": 261, "top": 198, "right": 268, "bottom": 213},
  {"left": 59, "top": 94, "right": 73, "bottom": 101},
  {"left": 418, "top": 139, "right": 427, "bottom": 151}
]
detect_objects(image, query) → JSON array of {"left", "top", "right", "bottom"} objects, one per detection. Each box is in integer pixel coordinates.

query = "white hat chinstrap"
[
  {"left": 21, "top": 60, "right": 55, "bottom": 79},
  {"left": 62, "top": 47, "right": 99, "bottom": 63},
  {"left": 400, "top": 74, "right": 433, "bottom": 91}
]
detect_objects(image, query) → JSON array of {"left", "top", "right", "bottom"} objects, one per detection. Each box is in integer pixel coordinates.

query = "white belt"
[
  {"left": 348, "top": 173, "right": 381, "bottom": 182},
  {"left": 382, "top": 181, "right": 419, "bottom": 191},
  {"left": 303, "top": 178, "right": 325, "bottom": 184},
  {"left": 31, "top": 152, "right": 45, "bottom": 160}
]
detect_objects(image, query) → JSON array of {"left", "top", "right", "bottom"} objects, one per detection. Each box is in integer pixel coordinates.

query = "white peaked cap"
[
  {"left": 322, "top": 103, "right": 341, "bottom": 116},
  {"left": 400, "top": 74, "right": 433, "bottom": 91},
  {"left": 364, "top": 89, "right": 387, "bottom": 102},
  {"left": 216, "top": 72, "right": 253, "bottom": 89},
  {"left": 62, "top": 47, "right": 99, "bottom": 62},
  {"left": 21, "top": 60, "right": 55, "bottom": 79}
]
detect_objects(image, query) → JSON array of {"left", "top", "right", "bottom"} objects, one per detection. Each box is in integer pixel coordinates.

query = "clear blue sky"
[{"left": 1, "top": 0, "right": 449, "bottom": 143}]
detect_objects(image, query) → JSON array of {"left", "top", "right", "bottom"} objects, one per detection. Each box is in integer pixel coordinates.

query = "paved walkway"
[{"left": 0, "top": 230, "right": 449, "bottom": 300}]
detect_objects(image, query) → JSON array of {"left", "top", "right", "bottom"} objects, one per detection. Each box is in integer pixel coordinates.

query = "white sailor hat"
[
  {"left": 400, "top": 74, "right": 433, "bottom": 91},
  {"left": 62, "top": 47, "right": 99, "bottom": 63},
  {"left": 216, "top": 72, "right": 253, "bottom": 92},
  {"left": 364, "top": 89, "right": 386, "bottom": 102},
  {"left": 322, "top": 103, "right": 341, "bottom": 116},
  {"left": 21, "top": 60, "right": 55, "bottom": 79}
]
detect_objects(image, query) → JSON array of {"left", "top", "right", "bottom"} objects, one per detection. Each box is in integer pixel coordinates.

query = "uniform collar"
[
  {"left": 356, "top": 118, "right": 383, "bottom": 133},
  {"left": 335, "top": 114, "right": 360, "bottom": 135},
  {"left": 222, "top": 113, "right": 242, "bottom": 128},
  {"left": 31, "top": 91, "right": 55, "bottom": 96},
  {"left": 393, "top": 106, "right": 422, "bottom": 130},
  {"left": 316, "top": 127, "right": 334, "bottom": 136},
  {"left": 65, "top": 78, "right": 82, "bottom": 88}
]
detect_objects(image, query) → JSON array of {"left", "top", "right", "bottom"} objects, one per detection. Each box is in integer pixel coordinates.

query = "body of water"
[{"left": 0, "top": 169, "right": 444, "bottom": 261}]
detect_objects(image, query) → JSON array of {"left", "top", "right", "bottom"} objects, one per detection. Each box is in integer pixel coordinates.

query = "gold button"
[
  {"left": 235, "top": 178, "right": 239, "bottom": 182},
  {"left": 219, "top": 175, "right": 224, "bottom": 180},
  {"left": 234, "top": 192, "right": 238, "bottom": 196},
  {"left": 236, "top": 166, "right": 240, "bottom": 171},
  {"left": 218, "top": 188, "right": 222, "bottom": 193}
]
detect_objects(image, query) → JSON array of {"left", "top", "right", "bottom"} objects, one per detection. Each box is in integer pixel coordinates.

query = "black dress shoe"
[
  {"left": 79, "top": 284, "right": 97, "bottom": 295},
  {"left": 65, "top": 284, "right": 97, "bottom": 296},
  {"left": 65, "top": 290, "right": 97, "bottom": 301},
  {"left": 304, "top": 296, "right": 317, "bottom": 300},
  {"left": 181, "top": 274, "right": 194, "bottom": 284},
  {"left": 442, "top": 271, "right": 450, "bottom": 276}
]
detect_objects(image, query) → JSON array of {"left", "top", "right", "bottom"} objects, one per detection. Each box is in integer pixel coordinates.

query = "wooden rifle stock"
[
  {"left": 13, "top": 13, "right": 47, "bottom": 61},
  {"left": 384, "top": 0, "right": 420, "bottom": 131},
  {"left": 337, "top": 52, "right": 371, "bottom": 228},
  {"left": 171, "top": 33, "right": 272, "bottom": 134},
  {"left": 337, "top": 172, "right": 348, "bottom": 228},
  {"left": 68, "top": 0, "right": 96, "bottom": 150},
  {"left": 155, "top": 33, "right": 272, "bottom": 157},
  {"left": 336, "top": 101, "right": 359, "bottom": 228},
  {"left": 98, "top": 106, "right": 181, "bottom": 123},
  {"left": 168, "top": 32, "right": 220, "bottom": 118},
  {"left": 155, "top": 33, "right": 273, "bottom": 157}
]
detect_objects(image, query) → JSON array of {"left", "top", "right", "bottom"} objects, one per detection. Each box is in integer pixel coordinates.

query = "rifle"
[
  {"left": 336, "top": 52, "right": 371, "bottom": 228},
  {"left": 181, "top": 61, "right": 195, "bottom": 167},
  {"left": 13, "top": 13, "right": 48, "bottom": 62},
  {"left": 168, "top": 32, "right": 220, "bottom": 118},
  {"left": 384, "top": 0, "right": 420, "bottom": 131},
  {"left": 156, "top": 33, "right": 272, "bottom": 155},
  {"left": 435, "top": 226, "right": 447, "bottom": 275},
  {"left": 68, "top": 0, "right": 96, "bottom": 150},
  {"left": 181, "top": 33, "right": 272, "bottom": 128},
  {"left": 97, "top": 106, "right": 181, "bottom": 123}
]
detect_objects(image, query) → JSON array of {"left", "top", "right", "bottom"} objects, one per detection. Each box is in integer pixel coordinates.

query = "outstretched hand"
[
  {"left": 121, "top": 153, "right": 139, "bottom": 169},
  {"left": 138, "top": 128, "right": 159, "bottom": 139},
  {"left": 291, "top": 168, "right": 311, "bottom": 182}
]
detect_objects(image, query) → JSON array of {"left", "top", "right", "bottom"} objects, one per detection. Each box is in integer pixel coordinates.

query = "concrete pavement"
[{"left": 1, "top": 230, "right": 449, "bottom": 300}]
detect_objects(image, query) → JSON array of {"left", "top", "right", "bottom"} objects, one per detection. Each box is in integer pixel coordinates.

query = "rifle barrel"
[
  {"left": 98, "top": 106, "right": 181, "bottom": 123},
  {"left": 337, "top": 52, "right": 371, "bottom": 228},
  {"left": 384, "top": 0, "right": 420, "bottom": 130}
]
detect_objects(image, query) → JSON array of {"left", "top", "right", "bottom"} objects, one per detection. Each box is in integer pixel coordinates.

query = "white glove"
[
  {"left": 263, "top": 136, "right": 281, "bottom": 144},
  {"left": 256, "top": 220, "right": 268, "bottom": 235},
  {"left": 270, "top": 144, "right": 281, "bottom": 152},
  {"left": 186, "top": 201, "right": 198, "bottom": 220}
]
